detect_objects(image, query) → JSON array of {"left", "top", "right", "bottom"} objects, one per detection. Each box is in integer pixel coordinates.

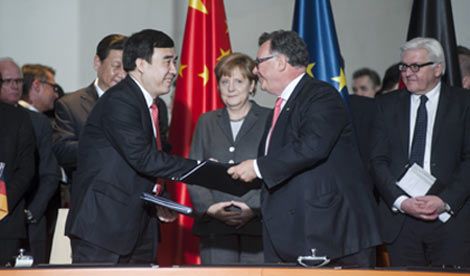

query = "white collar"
[
  {"left": 18, "top": 100, "right": 39, "bottom": 112},
  {"left": 94, "top": 78, "right": 105, "bottom": 98},
  {"left": 410, "top": 82, "right": 441, "bottom": 103},
  {"left": 279, "top": 73, "right": 305, "bottom": 102}
]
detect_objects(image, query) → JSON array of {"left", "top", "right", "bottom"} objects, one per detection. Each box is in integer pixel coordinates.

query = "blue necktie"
[{"left": 409, "top": 95, "right": 428, "bottom": 167}]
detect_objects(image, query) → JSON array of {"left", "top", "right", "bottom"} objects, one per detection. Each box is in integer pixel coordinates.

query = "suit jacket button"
[
  {"left": 229, "top": 146, "right": 235, "bottom": 152},
  {"left": 228, "top": 160, "right": 235, "bottom": 164}
]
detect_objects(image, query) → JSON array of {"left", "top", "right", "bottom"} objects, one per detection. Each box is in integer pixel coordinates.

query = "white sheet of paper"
[
  {"left": 396, "top": 163, "right": 449, "bottom": 223},
  {"left": 397, "top": 163, "right": 435, "bottom": 197}
]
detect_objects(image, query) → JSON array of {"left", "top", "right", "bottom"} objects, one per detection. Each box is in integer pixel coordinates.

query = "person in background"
[
  {"left": 0, "top": 58, "right": 22, "bottom": 106},
  {"left": 352, "top": 68, "right": 381, "bottom": 98},
  {"left": 378, "top": 63, "right": 400, "bottom": 94},
  {"left": 188, "top": 53, "right": 269, "bottom": 264},
  {"left": 457, "top": 45, "right": 470, "bottom": 89},
  {"left": 371, "top": 37, "right": 470, "bottom": 267},
  {"left": 0, "top": 94, "right": 36, "bottom": 265},
  {"left": 19, "top": 63, "right": 61, "bottom": 264},
  {"left": 52, "top": 34, "right": 127, "bottom": 185}
]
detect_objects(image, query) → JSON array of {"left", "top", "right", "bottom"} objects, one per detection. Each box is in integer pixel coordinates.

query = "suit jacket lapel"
[
  {"left": 268, "top": 75, "right": 307, "bottom": 152},
  {"left": 124, "top": 76, "right": 155, "bottom": 141},
  {"left": 216, "top": 108, "right": 234, "bottom": 142},
  {"left": 80, "top": 84, "right": 98, "bottom": 115},
  {"left": 431, "top": 84, "right": 450, "bottom": 150},
  {"left": 235, "top": 102, "right": 259, "bottom": 143},
  {"left": 397, "top": 90, "right": 411, "bottom": 159}
]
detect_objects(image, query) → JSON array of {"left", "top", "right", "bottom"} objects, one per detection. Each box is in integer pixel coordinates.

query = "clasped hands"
[
  {"left": 207, "top": 201, "right": 255, "bottom": 229},
  {"left": 401, "top": 195, "right": 447, "bottom": 220}
]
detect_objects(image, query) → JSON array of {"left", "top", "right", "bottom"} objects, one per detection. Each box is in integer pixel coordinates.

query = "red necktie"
[
  {"left": 150, "top": 103, "right": 164, "bottom": 195},
  {"left": 265, "top": 97, "right": 283, "bottom": 153}
]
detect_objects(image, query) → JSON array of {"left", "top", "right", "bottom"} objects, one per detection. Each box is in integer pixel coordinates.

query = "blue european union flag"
[{"left": 293, "top": 0, "right": 349, "bottom": 100}]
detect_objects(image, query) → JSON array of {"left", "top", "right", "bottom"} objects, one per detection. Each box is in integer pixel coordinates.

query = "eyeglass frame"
[
  {"left": 40, "top": 80, "right": 61, "bottom": 94},
  {"left": 254, "top": 55, "right": 276, "bottom": 68},
  {"left": 398, "top": 62, "right": 435, "bottom": 73},
  {"left": 1, "top": 78, "right": 24, "bottom": 87}
]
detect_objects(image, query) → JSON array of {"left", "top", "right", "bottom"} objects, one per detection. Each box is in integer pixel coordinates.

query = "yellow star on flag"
[
  {"left": 178, "top": 64, "right": 188, "bottom": 78},
  {"left": 306, "top": 63, "right": 315, "bottom": 78},
  {"left": 189, "top": 0, "right": 208, "bottom": 14},
  {"left": 216, "top": 48, "right": 231, "bottom": 61},
  {"left": 331, "top": 67, "right": 347, "bottom": 92},
  {"left": 198, "top": 65, "right": 209, "bottom": 86}
]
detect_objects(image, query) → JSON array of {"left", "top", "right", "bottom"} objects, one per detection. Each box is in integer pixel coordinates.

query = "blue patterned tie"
[{"left": 409, "top": 95, "right": 428, "bottom": 167}]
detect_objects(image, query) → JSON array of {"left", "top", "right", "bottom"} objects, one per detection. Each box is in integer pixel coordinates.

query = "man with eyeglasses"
[
  {"left": 20, "top": 64, "right": 59, "bottom": 113},
  {"left": 0, "top": 61, "right": 36, "bottom": 266},
  {"left": 18, "top": 64, "right": 61, "bottom": 264},
  {"left": 228, "top": 30, "right": 381, "bottom": 267},
  {"left": 371, "top": 37, "right": 470, "bottom": 267},
  {"left": 0, "top": 57, "right": 23, "bottom": 105}
]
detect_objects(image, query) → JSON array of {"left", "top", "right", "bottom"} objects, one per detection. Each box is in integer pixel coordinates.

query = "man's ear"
[
  {"left": 434, "top": 63, "right": 444, "bottom": 78},
  {"left": 93, "top": 55, "right": 101, "bottom": 72},
  {"left": 277, "top": 55, "right": 288, "bottom": 72},
  {"left": 135, "top": 58, "right": 146, "bottom": 73},
  {"left": 32, "top": 79, "right": 42, "bottom": 93}
]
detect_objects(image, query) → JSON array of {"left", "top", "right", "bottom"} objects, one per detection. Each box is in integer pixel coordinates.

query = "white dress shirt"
[{"left": 394, "top": 82, "right": 441, "bottom": 211}]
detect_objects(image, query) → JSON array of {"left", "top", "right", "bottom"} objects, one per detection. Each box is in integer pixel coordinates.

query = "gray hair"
[{"left": 400, "top": 37, "right": 445, "bottom": 75}]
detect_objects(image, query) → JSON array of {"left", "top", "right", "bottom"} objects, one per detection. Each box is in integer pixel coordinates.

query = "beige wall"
[{"left": 1, "top": 0, "right": 469, "bottom": 108}]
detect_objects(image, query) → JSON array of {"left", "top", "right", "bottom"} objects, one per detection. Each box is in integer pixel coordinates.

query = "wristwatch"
[{"left": 443, "top": 202, "right": 454, "bottom": 215}]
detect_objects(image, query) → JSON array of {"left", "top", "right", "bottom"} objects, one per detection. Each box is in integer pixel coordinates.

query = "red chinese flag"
[{"left": 159, "top": 0, "right": 231, "bottom": 266}]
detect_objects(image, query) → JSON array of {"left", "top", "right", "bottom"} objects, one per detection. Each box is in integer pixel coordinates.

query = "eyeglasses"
[
  {"left": 40, "top": 81, "right": 62, "bottom": 94},
  {"left": 1, "top": 78, "right": 23, "bottom": 87},
  {"left": 398, "top": 62, "right": 435, "bottom": 73},
  {"left": 255, "top": 55, "right": 276, "bottom": 67}
]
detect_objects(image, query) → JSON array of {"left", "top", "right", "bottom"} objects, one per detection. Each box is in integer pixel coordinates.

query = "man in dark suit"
[
  {"left": 228, "top": 30, "right": 381, "bottom": 267},
  {"left": 0, "top": 100, "right": 36, "bottom": 266},
  {"left": 65, "top": 29, "right": 197, "bottom": 264},
  {"left": 18, "top": 63, "right": 61, "bottom": 264},
  {"left": 52, "top": 34, "right": 127, "bottom": 183},
  {"left": 371, "top": 37, "right": 470, "bottom": 267}
]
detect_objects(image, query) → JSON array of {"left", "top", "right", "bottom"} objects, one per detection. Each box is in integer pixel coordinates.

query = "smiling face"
[
  {"left": 138, "top": 47, "right": 177, "bottom": 98},
  {"left": 253, "top": 41, "right": 282, "bottom": 95},
  {"left": 218, "top": 67, "right": 255, "bottom": 110},
  {"left": 401, "top": 48, "right": 442, "bottom": 94},
  {"left": 95, "top": 49, "right": 126, "bottom": 92}
]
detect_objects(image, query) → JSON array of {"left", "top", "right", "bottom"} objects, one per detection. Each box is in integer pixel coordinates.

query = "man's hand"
[
  {"left": 156, "top": 206, "right": 177, "bottom": 223},
  {"left": 230, "top": 201, "right": 255, "bottom": 229},
  {"left": 401, "top": 196, "right": 445, "bottom": 221},
  {"left": 227, "top": 159, "right": 257, "bottom": 182},
  {"left": 414, "top": 195, "right": 446, "bottom": 219}
]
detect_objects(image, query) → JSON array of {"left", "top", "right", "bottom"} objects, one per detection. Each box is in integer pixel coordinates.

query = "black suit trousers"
[
  {"left": 71, "top": 214, "right": 157, "bottom": 264},
  {"left": 386, "top": 215, "right": 470, "bottom": 267}
]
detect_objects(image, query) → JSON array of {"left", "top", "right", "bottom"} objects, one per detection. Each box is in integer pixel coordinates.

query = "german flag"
[{"left": 0, "top": 162, "right": 7, "bottom": 221}]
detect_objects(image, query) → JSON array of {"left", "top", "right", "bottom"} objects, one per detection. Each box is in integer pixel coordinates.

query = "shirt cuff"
[
  {"left": 438, "top": 212, "right": 451, "bottom": 223},
  {"left": 253, "top": 159, "right": 262, "bottom": 179},
  {"left": 392, "top": 195, "right": 409, "bottom": 213}
]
